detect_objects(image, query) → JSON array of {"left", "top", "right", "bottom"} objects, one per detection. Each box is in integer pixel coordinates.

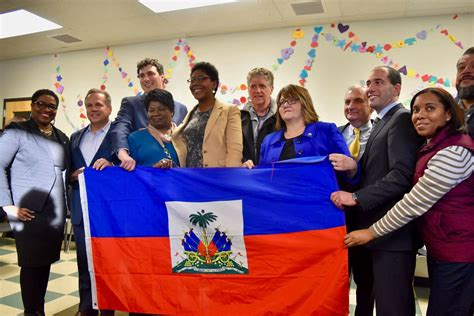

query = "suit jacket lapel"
[
  {"left": 204, "top": 100, "right": 223, "bottom": 142},
  {"left": 361, "top": 103, "right": 403, "bottom": 163}
]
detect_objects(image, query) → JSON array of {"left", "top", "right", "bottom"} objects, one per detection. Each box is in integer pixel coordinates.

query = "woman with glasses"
[
  {"left": 128, "top": 88, "right": 181, "bottom": 168},
  {"left": 0, "top": 89, "right": 70, "bottom": 316},
  {"left": 173, "top": 61, "right": 243, "bottom": 167},
  {"left": 246, "top": 84, "right": 356, "bottom": 177}
]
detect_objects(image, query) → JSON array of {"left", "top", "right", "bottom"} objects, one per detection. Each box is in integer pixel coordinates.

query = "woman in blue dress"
[{"left": 128, "top": 89, "right": 181, "bottom": 168}]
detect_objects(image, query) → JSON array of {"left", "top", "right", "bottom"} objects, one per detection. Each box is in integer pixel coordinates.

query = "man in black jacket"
[{"left": 241, "top": 67, "right": 277, "bottom": 166}]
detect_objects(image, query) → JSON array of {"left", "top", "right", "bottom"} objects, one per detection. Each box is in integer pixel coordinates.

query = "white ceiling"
[{"left": 0, "top": 0, "right": 473, "bottom": 61}]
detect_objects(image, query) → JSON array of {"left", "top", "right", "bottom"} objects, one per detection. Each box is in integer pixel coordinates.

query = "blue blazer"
[
  {"left": 70, "top": 125, "right": 115, "bottom": 225},
  {"left": 110, "top": 94, "right": 188, "bottom": 153},
  {"left": 259, "top": 121, "right": 350, "bottom": 164}
]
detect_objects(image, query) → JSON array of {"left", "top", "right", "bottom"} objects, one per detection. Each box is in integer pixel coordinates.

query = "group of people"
[{"left": 0, "top": 47, "right": 472, "bottom": 316}]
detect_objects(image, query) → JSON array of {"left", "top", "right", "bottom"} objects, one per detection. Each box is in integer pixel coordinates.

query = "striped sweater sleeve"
[{"left": 371, "top": 145, "right": 473, "bottom": 237}]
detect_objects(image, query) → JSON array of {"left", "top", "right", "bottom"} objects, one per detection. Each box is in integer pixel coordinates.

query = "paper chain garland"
[{"left": 54, "top": 16, "right": 464, "bottom": 123}]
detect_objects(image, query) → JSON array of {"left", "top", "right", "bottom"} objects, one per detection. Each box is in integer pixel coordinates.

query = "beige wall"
[{"left": 0, "top": 14, "right": 472, "bottom": 134}]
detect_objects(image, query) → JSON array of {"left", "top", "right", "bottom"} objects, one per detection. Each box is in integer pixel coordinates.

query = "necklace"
[{"left": 39, "top": 125, "right": 53, "bottom": 136}]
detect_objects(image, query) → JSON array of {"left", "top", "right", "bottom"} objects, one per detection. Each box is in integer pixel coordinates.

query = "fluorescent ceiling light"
[
  {"left": 0, "top": 9, "right": 62, "bottom": 39},
  {"left": 139, "top": 0, "right": 238, "bottom": 13}
]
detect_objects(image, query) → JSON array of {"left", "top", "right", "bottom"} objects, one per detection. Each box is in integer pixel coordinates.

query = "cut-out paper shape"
[
  {"left": 437, "top": 78, "right": 444, "bottom": 84},
  {"left": 128, "top": 82, "right": 133, "bottom": 87},
  {"left": 56, "top": 75, "right": 62, "bottom": 81},
  {"left": 416, "top": 30, "right": 427, "bottom": 40},
  {"left": 348, "top": 32, "right": 355, "bottom": 38},
  {"left": 384, "top": 44, "right": 392, "bottom": 51},
  {"left": 290, "top": 40, "right": 297, "bottom": 47},
  {"left": 337, "top": 23, "right": 349, "bottom": 33},
  {"left": 272, "top": 65, "right": 278, "bottom": 71},
  {"left": 444, "top": 79, "right": 451, "bottom": 87},
  {"left": 452, "top": 14, "right": 458, "bottom": 20},
  {"left": 311, "top": 41, "right": 318, "bottom": 48},
  {"left": 421, "top": 74, "right": 430, "bottom": 82},
  {"left": 358, "top": 45, "right": 366, "bottom": 53},
  {"left": 240, "top": 84, "right": 247, "bottom": 91},
  {"left": 398, "top": 66, "right": 407, "bottom": 75},
  {"left": 337, "top": 39, "right": 346, "bottom": 48},
  {"left": 240, "top": 96, "right": 247, "bottom": 104},
  {"left": 440, "top": 29, "right": 448, "bottom": 35},
  {"left": 77, "top": 100, "right": 83, "bottom": 107},
  {"left": 407, "top": 69, "right": 417, "bottom": 78},
  {"left": 292, "top": 28, "right": 304, "bottom": 39},
  {"left": 367, "top": 46, "right": 375, "bottom": 53},
  {"left": 374, "top": 45, "right": 383, "bottom": 53},
  {"left": 307, "top": 49, "right": 316, "bottom": 58},
  {"left": 281, "top": 48, "right": 294, "bottom": 60},
  {"left": 351, "top": 44, "right": 360, "bottom": 52},
  {"left": 80, "top": 113, "right": 87, "bottom": 119},
  {"left": 103, "top": 60, "right": 109, "bottom": 66},
  {"left": 361, "top": 41, "right": 367, "bottom": 47},
  {"left": 314, "top": 26, "right": 323, "bottom": 34},
  {"left": 448, "top": 34, "right": 456, "bottom": 42},
  {"left": 300, "top": 70, "right": 308, "bottom": 79},
  {"left": 56, "top": 85, "right": 64, "bottom": 94},
  {"left": 100, "top": 85, "right": 106, "bottom": 90},
  {"left": 404, "top": 38, "right": 416, "bottom": 46},
  {"left": 455, "top": 42, "right": 464, "bottom": 49},
  {"left": 325, "top": 33, "right": 334, "bottom": 41},
  {"left": 277, "top": 58, "right": 284, "bottom": 64},
  {"left": 381, "top": 56, "right": 389, "bottom": 63},
  {"left": 299, "top": 79, "right": 306, "bottom": 86}
]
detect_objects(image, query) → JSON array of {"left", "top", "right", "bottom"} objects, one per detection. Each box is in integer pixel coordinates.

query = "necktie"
[{"left": 349, "top": 128, "right": 360, "bottom": 159}]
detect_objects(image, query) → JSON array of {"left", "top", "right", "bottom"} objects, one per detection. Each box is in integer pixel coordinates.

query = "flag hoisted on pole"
[{"left": 79, "top": 157, "right": 349, "bottom": 315}]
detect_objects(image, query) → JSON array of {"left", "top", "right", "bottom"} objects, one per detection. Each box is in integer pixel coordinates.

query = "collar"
[
  {"left": 86, "top": 120, "right": 111, "bottom": 134},
  {"left": 349, "top": 120, "right": 372, "bottom": 133},
  {"left": 376, "top": 101, "right": 399, "bottom": 119}
]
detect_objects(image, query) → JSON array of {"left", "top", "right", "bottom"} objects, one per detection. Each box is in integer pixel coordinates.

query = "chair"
[{"left": 63, "top": 212, "right": 74, "bottom": 252}]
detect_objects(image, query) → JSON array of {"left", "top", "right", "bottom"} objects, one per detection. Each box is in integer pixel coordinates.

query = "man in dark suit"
[
  {"left": 241, "top": 67, "right": 276, "bottom": 167},
  {"left": 338, "top": 85, "right": 373, "bottom": 161},
  {"left": 456, "top": 47, "right": 474, "bottom": 137},
  {"left": 70, "top": 89, "right": 115, "bottom": 316},
  {"left": 110, "top": 58, "right": 188, "bottom": 171},
  {"left": 331, "top": 66, "right": 423, "bottom": 316}
]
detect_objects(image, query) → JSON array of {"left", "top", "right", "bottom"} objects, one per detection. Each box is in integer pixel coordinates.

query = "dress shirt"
[
  {"left": 342, "top": 121, "right": 372, "bottom": 160},
  {"left": 79, "top": 121, "right": 111, "bottom": 166}
]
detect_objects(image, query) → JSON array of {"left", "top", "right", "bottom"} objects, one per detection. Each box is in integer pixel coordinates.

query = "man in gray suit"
[
  {"left": 338, "top": 85, "right": 373, "bottom": 161},
  {"left": 111, "top": 58, "right": 188, "bottom": 171},
  {"left": 331, "top": 66, "right": 423, "bottom": 316}
]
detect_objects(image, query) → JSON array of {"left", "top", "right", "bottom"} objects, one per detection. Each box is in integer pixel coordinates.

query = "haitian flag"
[{"left": 79, "top": 157, "right": 348, "bottom": 315}]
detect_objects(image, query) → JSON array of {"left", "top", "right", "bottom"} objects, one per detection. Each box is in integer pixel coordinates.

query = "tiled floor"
[{"left": 0, "top": 237, "right": 428, "bottom": 315}]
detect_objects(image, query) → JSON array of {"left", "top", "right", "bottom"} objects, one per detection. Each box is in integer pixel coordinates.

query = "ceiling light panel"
[
  {"left": 0, "top": 9, "right": 62, "bottom": 39},
  {"left": 139, "top": 0, "right": 238, "bottom": 13}
]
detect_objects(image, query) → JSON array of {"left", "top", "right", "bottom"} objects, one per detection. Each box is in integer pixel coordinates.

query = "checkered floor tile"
[{"left": 0, "top": 237, "right": 428, "bottom": 315}]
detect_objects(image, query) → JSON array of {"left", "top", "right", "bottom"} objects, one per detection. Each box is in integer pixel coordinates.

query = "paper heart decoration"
[
  {"left": 300, "top": 70, "right": 308, "bottom": 79},
  {"left": 416, "top": 30, "right": 427, "bottom": 40},
  {"left": 444, "top": 79, "right": 451, "bottom": 87},
  {"left": 56, "top": 85, "right": 64, "bottom": 94},
  {"left": 367, "top": 46, "right": 375, "bottom": 53},
  {"left": 337, "top": 23, "right": 349, "bottom": 33},
  {"left": 381, "top": 56, "right": 389, "bottom": 63},
  {"left": 314, "top": 26, "right": 323, "bottom": 34},
  {"left": 398, "top": 66, "right": 407, "bottom": 75},
  {"left": 281, "top": 47, "right": 294, "bottom": 60},
  {"left": 404, "top": 38, "right": 416, "bottom": 46},
  {"left": 437, "top": 78, "right": 444, "bottom": 84},
  {"left": 383, "top": 44, "right": 392, "bottom": 51},
  {"left": 421, "top": 74, "right": 430, "bottom": 82},
  {"left": 277, "top": 58, "right": 284, "bottom": 64},
  {"left": 359, "top": 46, "right": 367, "bottom": 53},
  {"left": 299, "top": 79, "right": 306, "bottom": 86},
  {"left": 429, "top": 76, "right": 437, "bottom": 83},
  {"left": 311, "top": 42, "right": 318, "bottom": 48},
  {"left": 455, "top": 42, "right": 464, "bottom": 49},
  {"left": 172, "top": 56, "right": 177, "bottom": 61},
  {"left": 307, "top": 49, "right": 316, "bottom": 58},
  {"left": 361, "top": 41, "right": 367, "bottom": 47},
  {"left": 348, "top": 32, "right": 355, "bottom": 38},
  {"left": 440, "top": 29, "right": 448, "bottom": 36},
  {"left": 54, "top": 82, "right": 60, "bottom": 88},
  {"left": 290, "top": 40, "right": 297, "bottom": 47},
  {"left": 312, "top": 34, "right": 319, "bottom": 41},
  {"left": 304, "top": 65, "right": 312, "bottom": 71}
]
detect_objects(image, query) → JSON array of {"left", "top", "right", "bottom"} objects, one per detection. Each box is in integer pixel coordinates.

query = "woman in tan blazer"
[{"left": 173, "top": 62, "right": 243, "bottom": 167}]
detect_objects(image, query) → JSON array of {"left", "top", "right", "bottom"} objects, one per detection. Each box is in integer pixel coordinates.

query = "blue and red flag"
[{"left": 80, "top": 157, "right": 348, "bottom": 315}]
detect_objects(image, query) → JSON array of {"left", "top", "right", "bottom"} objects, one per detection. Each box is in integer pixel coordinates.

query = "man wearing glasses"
[{"left": 111, "top": 58, "right": 188, "bottom": 171}]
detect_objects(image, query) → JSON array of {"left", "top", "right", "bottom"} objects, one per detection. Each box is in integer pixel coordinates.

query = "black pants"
[
  {"left": 351, "top": 248, "right": 417, "bottom": 316},
  {"left": 20, "top": 265, "right": 51, "bottom": 315},
  {"left": 427, "top": 257, "right": 474, "bottom": 316}
]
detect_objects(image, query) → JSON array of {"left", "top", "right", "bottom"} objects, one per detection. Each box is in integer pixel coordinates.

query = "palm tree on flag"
[{"left": 189, "top": 210, "right": 217, "bottom": 263}]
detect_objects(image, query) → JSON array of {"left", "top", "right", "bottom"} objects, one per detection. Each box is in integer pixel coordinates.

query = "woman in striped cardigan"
[{"left": 344, "top": 87, "right": 474, "bottom": 316}]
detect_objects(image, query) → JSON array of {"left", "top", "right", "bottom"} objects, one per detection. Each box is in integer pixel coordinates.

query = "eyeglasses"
[
  {"left": 33, "top": 101, "right": 58, "bottom": 111},
  {"left": 278, "top": 97, "right": 299, "bottom": 107},
  {"left": 187, "top": 76, "right": 210, "bottom": 84}
]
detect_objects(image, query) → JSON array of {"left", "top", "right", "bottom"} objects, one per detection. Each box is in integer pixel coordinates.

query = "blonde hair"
[{"left": 275, "top": 84, "right": 319, "bottom": 130}]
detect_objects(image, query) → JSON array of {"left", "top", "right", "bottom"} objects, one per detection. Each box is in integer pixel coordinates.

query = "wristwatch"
[{"left": 352, "top": 192, "right": 359, "bottom": 205}]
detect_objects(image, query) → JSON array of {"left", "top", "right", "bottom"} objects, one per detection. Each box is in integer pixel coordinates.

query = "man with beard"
[{"left": 456, "top": 47, "right": 474, "bottom": 138}]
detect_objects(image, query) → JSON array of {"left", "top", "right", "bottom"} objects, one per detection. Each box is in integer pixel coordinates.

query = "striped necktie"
[{"left": 349, "top": 128, "right": 361, "bottom": 159}]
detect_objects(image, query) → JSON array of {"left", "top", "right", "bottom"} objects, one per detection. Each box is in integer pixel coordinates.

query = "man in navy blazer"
[
  {"left": 331, "top": 67, "right": 423, "bottom": 316},
  {"left": 110, "top": 58, "right": 188, "bottom": 171},
  {"left": 70, "top": 89, "right": 116, "bottom": 316}
]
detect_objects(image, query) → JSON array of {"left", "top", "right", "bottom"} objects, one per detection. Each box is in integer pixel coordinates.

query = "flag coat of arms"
[{"left": 79, "top": 157, "right": 349, "bottom": 315}]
